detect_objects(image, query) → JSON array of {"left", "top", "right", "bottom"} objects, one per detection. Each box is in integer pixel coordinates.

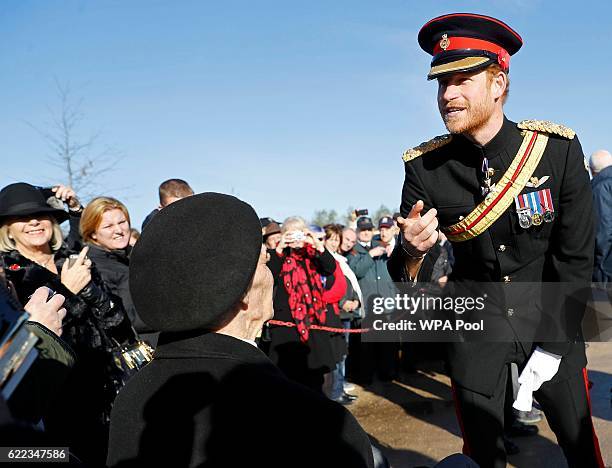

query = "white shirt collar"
[{"left": 236, "top": 336, "right": 258, "bottom": 348}]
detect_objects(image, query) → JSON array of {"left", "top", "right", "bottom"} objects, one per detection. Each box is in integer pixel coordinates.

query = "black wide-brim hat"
[
  {"left": 129, "top": 192, "right": 263, "bottom": 333},
  {"left": 0, "top": 183, "right": 69, "bottom": 224},
  {"left": 418, "top": 13, "right": 523, "bottom": 80}
]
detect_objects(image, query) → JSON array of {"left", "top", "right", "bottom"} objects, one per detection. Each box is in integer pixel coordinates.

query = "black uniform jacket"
[
  {"left": 388, "top": 117, "right": 595, "bottom": 396},
  {"left": 107, "top": 331, "right": 374, "bottom": 468}
]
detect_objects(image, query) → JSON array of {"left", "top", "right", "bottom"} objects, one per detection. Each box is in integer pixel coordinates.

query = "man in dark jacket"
[
  {"left": 348, "top": 216, "right": 397, "bottom": 311},
  {"left": 347, "top": 216, "right": 398, "bottom": 383},
  {"left": 388, "top": 13, "right": 604, "bottom": 468},
  {"left": 141, "top": 178, "right": 193, "bottom": 230},
  {"left": 107, "top": 193, "right": 374, "bottom": 468},
  {"left": 590, "top": 150, "right": 612, "bottom": 284}
]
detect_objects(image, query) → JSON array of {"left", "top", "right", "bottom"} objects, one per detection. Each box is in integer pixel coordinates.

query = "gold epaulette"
[
  {"left": 517, "top": 120, "right": 575, "bottom": 139},
  {"left": 402, "top": 134, "right": 452, "bottom": 162}
]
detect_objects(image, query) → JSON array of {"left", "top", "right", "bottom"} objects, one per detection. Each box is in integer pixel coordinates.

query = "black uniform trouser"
[{"left": 452, "top": 343, "right": 604, "bottom": 468}]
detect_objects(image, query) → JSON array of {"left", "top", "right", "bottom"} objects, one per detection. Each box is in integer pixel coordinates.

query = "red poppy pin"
[
  {"left": 497, "top": 49, "right": 510, "bottom": 71},
  {"left": 8, "top": 264, "right": 20, "bottom": 271}
]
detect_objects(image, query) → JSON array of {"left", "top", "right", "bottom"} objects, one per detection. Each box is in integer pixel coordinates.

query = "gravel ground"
[{"left": 345, "top": 343, "right": 612, "bottom": 468}]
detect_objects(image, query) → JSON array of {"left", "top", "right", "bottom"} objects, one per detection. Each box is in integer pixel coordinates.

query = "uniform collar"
[{"left": 456, "top": 115, "right": 518, "bottom": 159}]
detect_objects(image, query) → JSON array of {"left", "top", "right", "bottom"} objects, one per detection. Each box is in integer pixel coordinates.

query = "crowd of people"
[
  {"left": 0, "top": 162, "right": 608, "bottom": 466},
  {"left": 2, "top": 11, "right": 612, "bottom": 468}
]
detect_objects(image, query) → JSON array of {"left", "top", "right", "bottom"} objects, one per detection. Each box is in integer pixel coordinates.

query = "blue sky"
[{"left": 1, "top": 0, "right": 611, "bottom": 227}]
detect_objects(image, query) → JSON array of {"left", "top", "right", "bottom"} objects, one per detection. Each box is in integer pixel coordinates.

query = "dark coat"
[
  {"left": 339, "top": 275, "right": 360, "bottom": 320},
  {"left": 2, "top": 248, "right": 134, "bottom": 465},
  {"left": 322, "top": 261, "right": 348, "bottom": 363},
  {"left": 2, "top": 249, "right": 132, "bottom": 352},
  {"left": 347, "top": 240, "right": 397, "bottom": 316},
  {"left": 140, "top": 208, "right": 159, "bottom": 231},
  {"left": 87, "top": 243, "right": 156, "bottom": 338},
  {"left": 107, "top": 332, "right": 374, "bottom": 468},
  {"left": 0, "top": 279, "right": 75, "bottom": 426},
  {"left": 265, "top": 248, "right": 339, "bottom": 385},
  {"left": 388, "top": 117, "right": 594, "bottom": 396},
  {"left": 65, "top": 210, "right": 84, "bottom": 251},
  {"left": 591, "top": 165, "right": 612, "bottom": 283}
]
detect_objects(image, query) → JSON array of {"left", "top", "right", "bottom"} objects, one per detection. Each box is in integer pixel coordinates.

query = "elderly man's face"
[
  {"left": 264, "top": 233, "right": 281, "bottom": 249},
  {"left": 341, "top": 229, "right": 356, "bottom": 253},
  {"left": 437, "top": 69, "right": 495, "bottom": 135},
  {"left": 379, "top": 227, "right": 394, "bottom": 243},
  {"left": 357, "top": 228, "right": 373, "bottom": 243}
]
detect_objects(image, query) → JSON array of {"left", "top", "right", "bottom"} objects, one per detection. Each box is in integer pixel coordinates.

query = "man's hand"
[
  {"left": 342, "top": 300, "right": 359, "bottom": 312},
  {"left": 304, "top": 231, "right": 325, "bottom": 253},
  {"left": 384, "top": 244, "right": 394, "bottom": 257},
  {"left": 52, "top": 184, "right": 81, "bottom": 211},
  {"left": 396, "top": 200, "right": 439, "bottom": 257},
  {"left": 369, "top": 246, "right": 386, "bottom": 258},
  {"left": 24, "top": 287, "right": 67, "bottom": 336}
]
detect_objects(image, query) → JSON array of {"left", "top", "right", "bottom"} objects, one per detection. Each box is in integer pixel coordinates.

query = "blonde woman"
[
  {"left": 81, "top": 197, "right": 156, "bottom": 344},
  {"left": 0, "top": 182, "right": 131, "bottom": 465}
]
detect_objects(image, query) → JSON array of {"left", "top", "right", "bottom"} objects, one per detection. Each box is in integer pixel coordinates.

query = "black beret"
[
  {"left": 418, "top": 13, "right": 523, "bottom": 80},
  {"left": 129, "top": 193, "right": 262, "bottom": 332}
]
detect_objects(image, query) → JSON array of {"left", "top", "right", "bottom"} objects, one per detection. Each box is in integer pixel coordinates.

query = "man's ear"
[
  {"left": 238, "top": 292, "right": 250, "bottom": 310},
  {"left": 491, "top": 71, "right": 507, "bottom": 101},
  {"left": 91, "top": 233, "right": 97, "bottom": 240}
]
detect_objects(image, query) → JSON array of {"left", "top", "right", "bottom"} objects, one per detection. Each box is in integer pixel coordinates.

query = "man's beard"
[{"left": 440, "top": 93, "right": 495, "bottom": 135}]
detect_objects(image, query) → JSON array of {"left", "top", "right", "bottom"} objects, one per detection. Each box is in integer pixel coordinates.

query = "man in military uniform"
[{"left": 388, "top": 13, "right": 605, "bottom": 468}]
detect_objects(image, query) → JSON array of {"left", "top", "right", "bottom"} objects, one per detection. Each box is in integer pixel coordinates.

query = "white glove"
[{"left": 513, "top": 347, "right": 562, "bottom": 411}]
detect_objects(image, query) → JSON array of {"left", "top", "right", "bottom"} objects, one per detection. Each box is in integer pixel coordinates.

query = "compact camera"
[{"left": 287, "top": 231, "right": 306, "bottom": 242}]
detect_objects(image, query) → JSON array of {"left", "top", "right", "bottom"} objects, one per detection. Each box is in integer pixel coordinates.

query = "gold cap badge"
[{"left": 439, "top": 33, "right": 450, "bottom": 51}]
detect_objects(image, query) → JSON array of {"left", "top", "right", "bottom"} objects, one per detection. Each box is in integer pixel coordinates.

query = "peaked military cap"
[
  {"left": 418, "top": 13, "right": 523, "bottom": 80},
  {"left": 130, "top": 192, "right": 262, "bottom": 333}
]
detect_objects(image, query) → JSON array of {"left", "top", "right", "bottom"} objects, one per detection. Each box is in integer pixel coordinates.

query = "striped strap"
[{"left": 442, "top": 131, "right": 549, "bottom": 242}]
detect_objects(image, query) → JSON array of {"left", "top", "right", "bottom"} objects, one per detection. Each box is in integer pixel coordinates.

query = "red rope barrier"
[{"left": 267, "top": 319, "right": 370, "bottom": 333}]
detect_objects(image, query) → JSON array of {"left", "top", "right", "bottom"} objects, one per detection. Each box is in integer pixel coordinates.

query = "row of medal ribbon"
[{"left": 514, "top": 188, "right": 555, "bottom": 229}]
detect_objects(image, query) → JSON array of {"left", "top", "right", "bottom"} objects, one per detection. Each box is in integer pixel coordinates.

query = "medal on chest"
[
  {"left": 514, "top": 188, "right": 555, "bottom": 229},
  {"left": 480, "top": 157, "right": 493, "bottom": 196}
]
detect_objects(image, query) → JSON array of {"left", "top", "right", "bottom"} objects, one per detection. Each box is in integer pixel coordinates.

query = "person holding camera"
[
  {"left": 0, "top": 182, "right": 132, "bottom": 466},
  {"left": 265, "top": 216, "right": 339, "bottom": 392}
]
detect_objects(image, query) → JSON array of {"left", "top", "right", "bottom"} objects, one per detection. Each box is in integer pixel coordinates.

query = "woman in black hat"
[{"left": 0, "top": 182, "right": 132, "bottom": 466}]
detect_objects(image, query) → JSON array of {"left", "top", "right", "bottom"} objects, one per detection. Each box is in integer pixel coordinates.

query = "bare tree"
[
  {"left": 372, "top": 204, "right": 394, "bottom": 226},
  {"left": 27, "top": 79, "right": 122, "bottom": 198},
  {"left": 343, "top": 206, "right": 356, "bottom": 226},
  {"left": 311, "top": 209, "right": 339, "bottom": 227}
]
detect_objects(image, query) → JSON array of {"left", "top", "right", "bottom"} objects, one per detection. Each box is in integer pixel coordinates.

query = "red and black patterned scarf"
[{"left": 280, "top": 245, "right": 327, "bottom": 342}]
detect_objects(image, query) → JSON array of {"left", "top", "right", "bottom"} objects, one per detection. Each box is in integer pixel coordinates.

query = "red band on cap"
[{"left": 434, "top": 36, "right": 510, "bottom": 70}]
